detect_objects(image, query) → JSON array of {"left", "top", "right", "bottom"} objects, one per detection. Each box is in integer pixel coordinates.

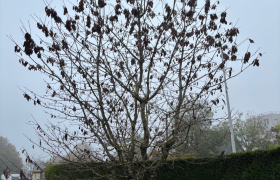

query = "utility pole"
[{"left": 221, "top": 52, "right": 237, "bottom": 153}]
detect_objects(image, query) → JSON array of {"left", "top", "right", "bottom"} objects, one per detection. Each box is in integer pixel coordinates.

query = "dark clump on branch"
[
  {"left": 23, "top": 33, "right": 35, "bottom": 56},
  {"left": 45, "top": 7, "right": 62, "bottom": 23}
]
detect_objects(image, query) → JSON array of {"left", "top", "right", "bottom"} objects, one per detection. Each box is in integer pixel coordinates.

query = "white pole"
[{"left": 221, "top": 52, "right": 236, "bottom": 153}]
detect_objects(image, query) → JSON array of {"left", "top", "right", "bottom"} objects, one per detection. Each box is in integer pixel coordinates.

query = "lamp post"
[{"left": 221, "top": 51, "right": 236, "bottom": 153}]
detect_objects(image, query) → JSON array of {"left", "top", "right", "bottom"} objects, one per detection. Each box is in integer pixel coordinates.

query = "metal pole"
[{"left": 221, "top": 52, "right": 236, "bottom": 153}]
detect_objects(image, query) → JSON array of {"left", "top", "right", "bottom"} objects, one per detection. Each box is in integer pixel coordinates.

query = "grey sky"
[{"left": 0, "top": 0, "right": 279, "bottom": 160}]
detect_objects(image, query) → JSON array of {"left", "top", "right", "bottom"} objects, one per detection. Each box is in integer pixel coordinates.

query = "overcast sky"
[{"left": 0, "top": 0, "right": 279, "bottom": 161}]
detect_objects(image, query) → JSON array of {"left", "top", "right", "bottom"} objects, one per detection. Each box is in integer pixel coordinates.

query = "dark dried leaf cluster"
[
  {"left": 49, "top": 42, "right": 61, "bottom": 52},
  {"left": 210, "top": 13, "right": 218, "bottom": 21},
  {"left": 37, "top": 23, "right": 49, "bottom": 37},
  {"left": 46, "top": 57, "right": 55, "bottom": 66},
  {"left": 231, "top": 55, "right": 237, "bottom": 61},
  {"left": 98, "top": 0, "right": 106, "bottom": 8},
  {"left": 209, "top": 20, "right": 217, "bottom": 30},
  {"left": 109, "top": 15, "right": 118, "bottom": 22},
  {"left": 14, "top": 45, "right": 20, "bottom": 52},
  {"left": 73, "top": 0, "right": 85, "bottom": 12},
  {"left": 205, "top": 0, "right": 210, "bottom": 14},
  {"left": 63, "top": 7, "right": 68, "bottom": 15},
  {"left": 244, "top": 52, "right": 251, "bottom": 63},
  {"left": 92, "top": 23, "right": 101, "bottom": 34},
  {"left": 86, "top": 15, "right": 91, "bottom": 28},
  {"left": 220, "top": 12, "right": 227, "bottom": 24},
  {"left": 45, "top": 7, "right": 62, "bottom": 23},
  {"left": 187, "top": 0, "right": 197, "bottom": 7},
  {"left": 186, "top": 10, "right": 195, "bottom": 18},
  {"left": 199, "top": 15, "right": 205, "bottom": 21},
  {"left": 23, "top": 93, "right": 31, "bottom": 101},
  {"left": 252, "top": 58, "right": 260, "bottom": 66},
  {"left": 23, "top": 33, "right": 35, "bottom": 56},
  {"left": 19, "top": 58, "right": 28, "bottom": 67},
  {"left": 206, "top": 35, "right": 215, "bottom": 46},
  {"left": 115, "top": 4, "right": 122, "bottom": 15},
  {"left": 231, "top": 45, "right": 238, "bottom": 54},
  {"left": 65, "top": 20, "right": 76, "bottom": 32},
  {"left": 61, "top": 40, "right": 68, "bottom": 50}
]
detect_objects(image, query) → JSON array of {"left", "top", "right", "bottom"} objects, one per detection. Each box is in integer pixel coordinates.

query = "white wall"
[
  {"left": 259, "top": 113, "right": 280, "bottom": 129},
  {"left": 0, "top": 174, "right": 20, "bottom": 180}
]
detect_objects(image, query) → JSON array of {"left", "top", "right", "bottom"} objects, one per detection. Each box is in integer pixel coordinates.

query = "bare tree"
[{"left": 9, "top": 0, "right": 262, "bottom": 179}]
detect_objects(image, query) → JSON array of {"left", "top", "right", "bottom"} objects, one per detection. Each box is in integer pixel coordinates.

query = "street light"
[{"left": 221, "top": 51, "right": 237, "bottom": 153}]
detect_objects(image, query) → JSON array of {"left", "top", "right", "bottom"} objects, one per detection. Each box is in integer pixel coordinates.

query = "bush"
[
  {"left": 45, "top": 148, "right": 280, "bottom": 180},
  {"left": 155, "top": 147, "right": 280, "bottom": 180}
]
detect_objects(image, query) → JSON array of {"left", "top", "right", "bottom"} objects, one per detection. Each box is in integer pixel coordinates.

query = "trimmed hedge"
[
  {"left": 45, "top": 161, "right": 146, "bottom": 180},
  {"left": 45, "top": 147, "right": 280, "bottom": 180},
  {"left": 45, "top": 162, "right": 118, "bottom": 180},
  {"left": 155, "top": 147, "right": 280, "bottom": 180}
]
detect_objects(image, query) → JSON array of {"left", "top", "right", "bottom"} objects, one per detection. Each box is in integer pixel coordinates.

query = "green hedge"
[
  {"left": 45, "top": 161, "right": 144, "bottom": 180},
  {"left": 45, "top": 147, "right": 280, "bottom": 180},
  {"left": 155, "top": 147, "right": 280, "bottom": 180},
  {"left": 45, "top": 162, "right": 115, "bottom": 180}
]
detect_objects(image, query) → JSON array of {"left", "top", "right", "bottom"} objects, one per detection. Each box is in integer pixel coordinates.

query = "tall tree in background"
[
  {"left": 204, "top": 112, "right": 276, "bottom": 155},
  {"left": 171, "top": 102, "right": 232, "bottom": 158},
  {"left": 9, "top": 0, "right": 262, "bottom": 179},
  {"left": 269, "top": 124, "right": 280, "bottom": 149},
  {"left": 175, "top": 111, "right": 277, "bottom": 157},
  {"left": 174, "top": 121, "right": 231, "bottom": 158},
  {"left": 0, "top": 136, "right": 23, "bottom": 176},
  {"left": 230, "top": 112, "right": 274, "bottom": 152},
  {"left": 168, "top": 101, "right": 223, "bottom": 158}
]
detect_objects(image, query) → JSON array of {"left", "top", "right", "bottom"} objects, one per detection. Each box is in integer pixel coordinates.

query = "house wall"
[
  {"left": 0, "top": 174, "right": 20, "bottom": 180},
  {"left": 258, "top": 113, "right": 280, "bottom": 130},
  {"left": 245, "top": 113, "right": 280, "bottom": 145},
  {"left": 31, "top": 171, "right": 43, "bottom": 180}
]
